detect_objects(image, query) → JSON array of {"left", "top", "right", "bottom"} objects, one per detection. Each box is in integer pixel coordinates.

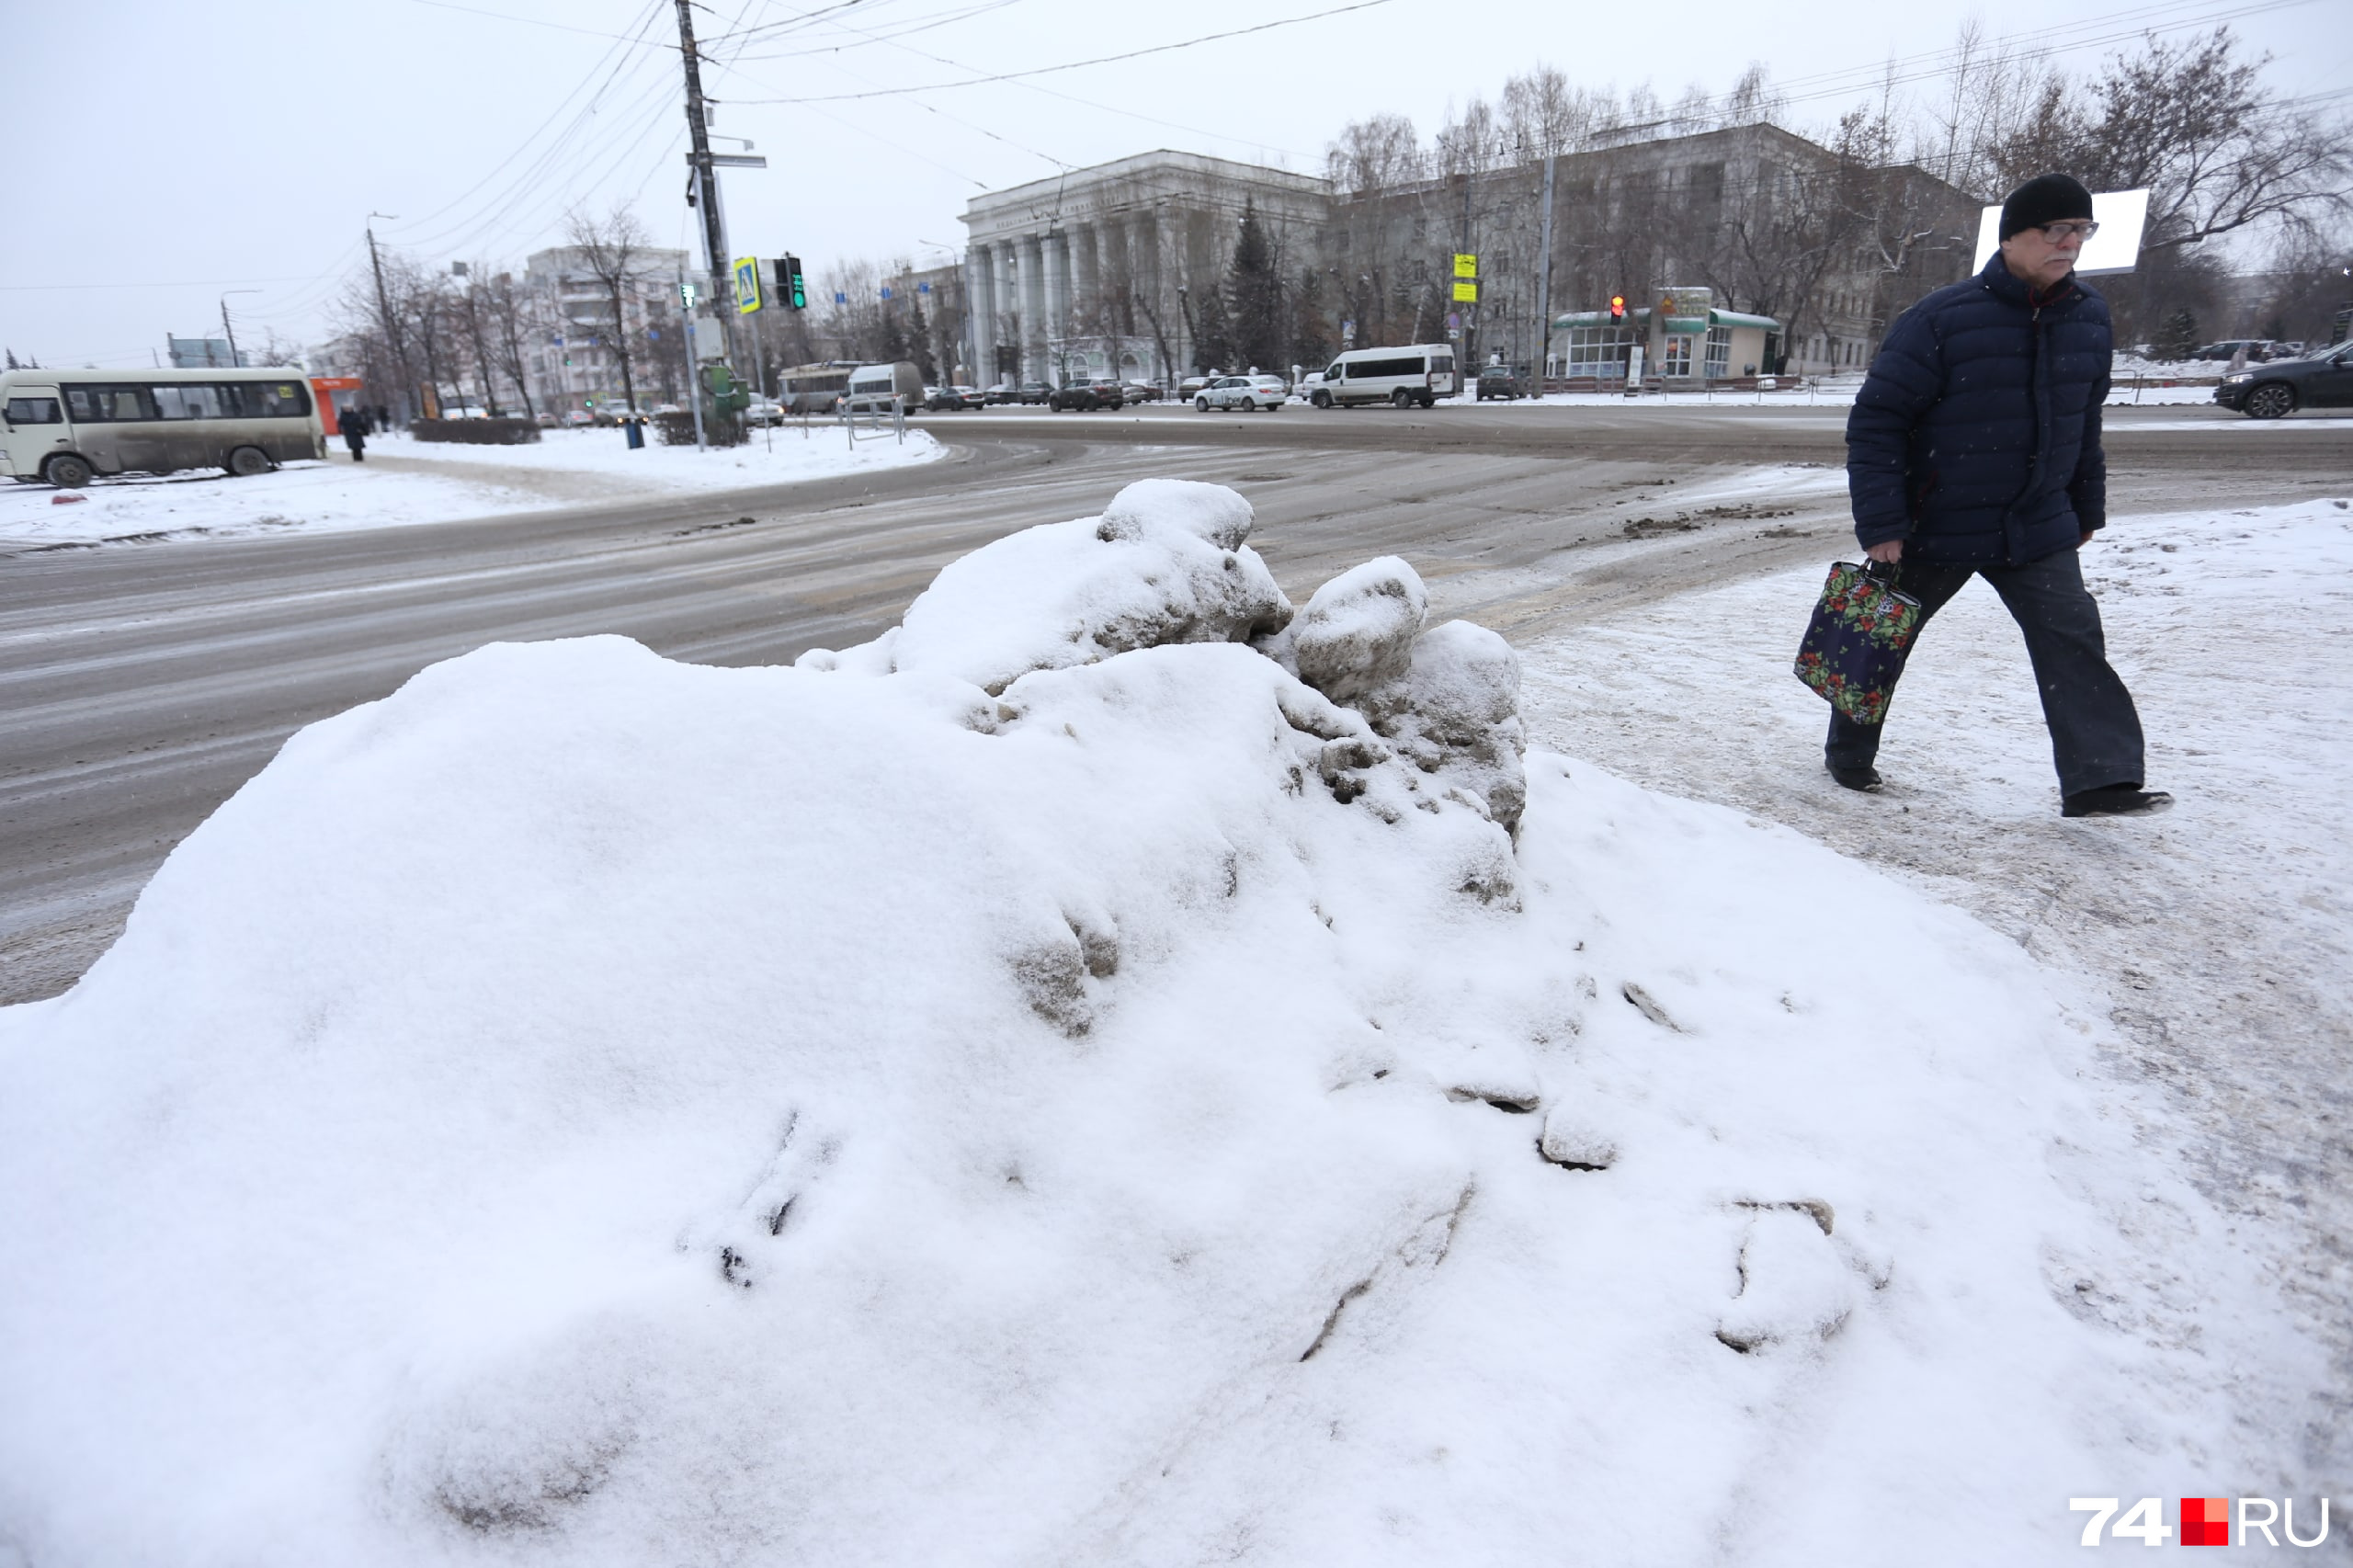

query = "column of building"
[{"left": 967, "top": 247, "right": 996, "bottom": 391}]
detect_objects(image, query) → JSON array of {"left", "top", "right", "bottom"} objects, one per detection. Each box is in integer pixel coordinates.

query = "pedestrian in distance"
[
  {"left": 341, "top": 403, "right": 368, "bottom": 463},
  {"left": 1833, "top": 172, "right": 2169, "bottom": 819}
]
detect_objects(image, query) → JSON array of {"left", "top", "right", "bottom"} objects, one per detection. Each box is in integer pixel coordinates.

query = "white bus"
[
  {"left": 842, "top": 361, "right": 923, "bottom": 414},
  {"left": 1, "top": 367, "right": 326, "bottom": 487},
  {"left": 1307, "top": 345, "right": 1458, "bottom": 408},
  {"left": 777, "top": 361, "right": 857, "bottom": 415}
]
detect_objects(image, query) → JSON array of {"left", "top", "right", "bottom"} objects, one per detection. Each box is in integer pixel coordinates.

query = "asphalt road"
[{"left": 5, "top": 401, "right": 2348, "bottom": 1005}]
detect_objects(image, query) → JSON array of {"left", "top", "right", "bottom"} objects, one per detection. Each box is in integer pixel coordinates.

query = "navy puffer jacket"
[{"left": 1846, "top": 254, "right": 2111, "bottom": 566}]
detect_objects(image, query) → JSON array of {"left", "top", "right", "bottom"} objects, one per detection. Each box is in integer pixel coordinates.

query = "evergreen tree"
[
  {"left": 1225, "top": 199, "right": 1285, "bottom": 371},
  {"left": 4, "top": 347, "right": 17, "bottom": 370},
  {"left": 1190, "top": 285, "right": 1235, "bottom": 373},
  {"left": 2153, "top": 306, "right": 2200, "bottom": 360},
  {"left": 879, "top": 301, "right": 912, "bottom": 366},
  {"left": 908, "top": 296, "right": 938, "bottom": 381}
]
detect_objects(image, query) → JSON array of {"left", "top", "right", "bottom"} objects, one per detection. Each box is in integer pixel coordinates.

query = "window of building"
[
  {"left": 1704, "top": 325, "right": 1731, "bottom": 380},
  {"left": 1563, "top": 324, "right": 1639, "bottom": 378},
  {"left": 1662, "top": 335, "right": 1695, "bottom": 377}
]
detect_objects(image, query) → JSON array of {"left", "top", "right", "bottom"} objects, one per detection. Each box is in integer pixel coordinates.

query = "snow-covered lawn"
[
  {"left": 0, "top": 426, "right": 943, "bottom": 552},
  {"left": 3, "top": 473, "right": 2332, "bottom": 1562},
  {"left": 1436, "top": 377, "right": 2231, "bottom": 410}
]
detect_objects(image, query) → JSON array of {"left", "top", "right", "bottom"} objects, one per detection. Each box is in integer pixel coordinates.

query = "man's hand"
[
  {"left": 1865, "top": 540, "right": 1904, "bottom": 564},
  {"left": 2077, "top": 529, "right": 2095, "bottom": 548}
]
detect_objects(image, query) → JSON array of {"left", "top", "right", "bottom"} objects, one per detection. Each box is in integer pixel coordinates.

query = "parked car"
[
  {"left": 1014, "top": 381, "right": 1051, "bottom": 405},
  {"left": 925, "top": 385, "right": 983, "bottom": 411},
  {"left": 563, "top": 409, "right": 595, "bottom": 428},
  {"left": 1178, "top": 374, "right": 1220, "bottom": 399},
  {"left": 2213, "top": 338, "right": 2353, "bottom": 419},
  {"left": 2190, "top": 339, "right": 2290, "bottom": 362},
  {"left": 1051, "top": 379, "right": 1126, "bottom": 411},
  {"left": 1194, "top": 374, "right": 1287, "bottom": 413},
  {"left": 1476, "top": 365, "right": 1533, "bottom": 400},
  {"left": 745, "top": 400, "right": 786, "bottom": 426},
  {"left": 1120, "top": 381, "right": 1164, "bottom": 403},
  {"left": 983, "top": 383, "right": 1020, "bottom": 404},
  {"left": 534, "top": 412, "right": 558, "bottom": 427}
]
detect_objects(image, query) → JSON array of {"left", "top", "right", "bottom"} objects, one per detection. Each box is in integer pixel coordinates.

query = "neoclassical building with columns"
[{"left": 961, "top": 150, "right": 1331, "bottom": 389}]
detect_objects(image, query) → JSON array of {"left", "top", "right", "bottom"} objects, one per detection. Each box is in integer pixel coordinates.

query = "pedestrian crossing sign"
[{"left": 733, "top": 256, "right": 762, "bottom": 314}]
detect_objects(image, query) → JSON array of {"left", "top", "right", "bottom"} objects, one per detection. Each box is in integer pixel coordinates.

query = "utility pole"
[
  {"left": 366, "top": 213, "right": 409, "bottom": 416},
  {"left": 675, "top": 0, "right": 732, "bottom": 373},
  {"left": 220, "top": 289, "right": 260, "bottom": 366},
  {"left": 1535, "top": 153, "right": 1556, "bottom": 390}
]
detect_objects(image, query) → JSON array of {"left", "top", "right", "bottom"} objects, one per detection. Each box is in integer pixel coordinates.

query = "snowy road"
[{"left": 4, "top": 407, "right": 2348, "bottom": 1008}]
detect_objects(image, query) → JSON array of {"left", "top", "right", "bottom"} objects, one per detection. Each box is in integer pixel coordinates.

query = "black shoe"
[
  {"left": 1825, "top": 761, "right": 1881, "bottom": 792},
  {"left": 2062, "top": 785, "right": 2173, "bottom": 818}
]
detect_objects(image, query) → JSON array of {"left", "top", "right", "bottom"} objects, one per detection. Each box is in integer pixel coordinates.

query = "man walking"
[{"left": 1834, "top": 172, "right": 2168, "bottom": 818}]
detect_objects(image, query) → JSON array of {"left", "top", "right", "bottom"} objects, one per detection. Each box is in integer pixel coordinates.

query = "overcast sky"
[{"left": 5, "top": 0, "right": 2346, "bottom": 367}]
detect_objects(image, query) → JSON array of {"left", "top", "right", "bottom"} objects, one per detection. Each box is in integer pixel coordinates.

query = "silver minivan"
[{"left": 1, "top": 367, "right": 326, "bottom": 487}]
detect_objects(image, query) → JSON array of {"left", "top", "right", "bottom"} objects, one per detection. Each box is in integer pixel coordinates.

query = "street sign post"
[
  {"left": 1452, "top": 280, "right": 1478, "bottom": 303},
  {"left": 733, "top": 256, "right": 763, "bottom": 314},
  {"left": 1452, "top": 254, "right": 1477, "bottom": 278}
]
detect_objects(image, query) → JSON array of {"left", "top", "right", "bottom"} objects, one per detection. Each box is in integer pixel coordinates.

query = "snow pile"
[
  {"left": 0, "top": 428, "right": 944, "bottom": 551},
  {"left": 0, "top": 480, "right": 2269, "bottom": 1564}
]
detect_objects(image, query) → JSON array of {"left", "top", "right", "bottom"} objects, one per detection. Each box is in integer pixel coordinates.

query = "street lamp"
[{"left": 220, "top": 289, "right": 261, "bottom": 366}]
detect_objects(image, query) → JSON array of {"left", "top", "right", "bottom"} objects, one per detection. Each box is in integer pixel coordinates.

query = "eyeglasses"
[{"left": 2038, "top": 220, "right": 2099, "bottom": 243}]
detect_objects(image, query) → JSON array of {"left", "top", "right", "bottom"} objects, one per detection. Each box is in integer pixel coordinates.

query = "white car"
[
  {"left": 1194, "top": 374, "right": 1287, "bottom": 413},
  {"left": 745, "top": 400, "right": 785, "bottom": 426}
]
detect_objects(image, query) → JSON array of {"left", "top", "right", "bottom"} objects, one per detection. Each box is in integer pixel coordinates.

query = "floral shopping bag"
[{"left": 1792, "top": 561, "right": 1923, "bottom": 725}]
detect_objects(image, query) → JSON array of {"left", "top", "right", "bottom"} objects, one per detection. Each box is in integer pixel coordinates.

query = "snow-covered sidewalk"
[
  {"left": 2, "top": 478, "right": 2338, "bottom": 1563},
  {"left": 0, "top": 426, "right": 943, "bottom": 551},
  {"left": 1517, "top": 494, "right": 2353, "bottom": 1474}
]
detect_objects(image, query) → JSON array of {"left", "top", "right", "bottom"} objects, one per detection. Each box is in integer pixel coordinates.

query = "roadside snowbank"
[
  {"left": 0, "top": 426, "right": 943, "bottom": 551},
  {"left": 0, "top": 480, "right": 2284, "bottom": 1564}
]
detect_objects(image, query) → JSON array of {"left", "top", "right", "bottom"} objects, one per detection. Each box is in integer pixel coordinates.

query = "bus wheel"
[
  {"left": 227, "top": 446, "right": 272, "bottom": 477},
  {"left": 1391, "top": 388, "right": 1414, "bottom": 408},
  {"left": 43, "top": 453, "right": 93, "bottom": 488},
  {"left": 1312, "top": 390, "right": 1331, "bottom": 408}
]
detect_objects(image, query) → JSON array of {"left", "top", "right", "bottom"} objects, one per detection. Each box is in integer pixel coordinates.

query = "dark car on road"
[
  {"left": 2213, "top": 340, "right": 2353, "bottom": 419},
  {"left": 1476, "top": 365, "right": 1533, "bottom": 400},
  {"left": 924, "top": 385, "right": 983, "bottom": 411},
  {"left": 1050, "top": 380, "right": 1126, "bottom": 412},
  {"left": 1013, "top": 382, "right": 1051, "bottom": 405},
  {"left": 1120, "top": 381, "right": 1165, "bottom": 403}
]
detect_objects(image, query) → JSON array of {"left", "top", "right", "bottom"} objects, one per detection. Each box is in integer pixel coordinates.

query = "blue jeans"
[{"left": 1824, "top": 547, "right": 2145, "bottom": 797}]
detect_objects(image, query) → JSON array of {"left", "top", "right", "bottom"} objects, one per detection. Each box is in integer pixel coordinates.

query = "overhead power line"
[{"left": 732, "top": 0, "right": 1399, "bottom": 103}]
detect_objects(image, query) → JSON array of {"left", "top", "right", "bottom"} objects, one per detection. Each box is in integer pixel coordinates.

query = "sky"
[{"left": 4, "top": 0, "right": 2347, "bottom": 368}]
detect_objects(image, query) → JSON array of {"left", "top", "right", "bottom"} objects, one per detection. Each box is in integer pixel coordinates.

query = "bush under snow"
[{"left": 0, "top": 479, "right": 2277, "bottom": 1565}]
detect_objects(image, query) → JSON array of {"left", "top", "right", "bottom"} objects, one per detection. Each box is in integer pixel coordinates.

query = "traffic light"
[
  {"left": 779, "top": 255, "right": 808, "bottom": 311},
  {"left": 1609, "top": 294, "right": 1627, "bottom": 322}
]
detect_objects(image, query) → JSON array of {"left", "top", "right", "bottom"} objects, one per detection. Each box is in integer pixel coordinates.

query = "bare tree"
[
  {"left": 485, "top": 271, "right": 539, "bottom": 420},
  {"left": 454, "top": 271, "right": 504, "bottom": 415},
  {"left": 564, "top": 204, "right": 654, "bottom": 415}
]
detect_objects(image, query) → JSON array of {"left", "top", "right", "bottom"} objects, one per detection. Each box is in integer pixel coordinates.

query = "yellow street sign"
[
  {"left": 1452, "top": 279, "right": 1479, "bottom": 302},
  {"left": 733, "top": 256, "right": 763, "bottom": 314},
  {"left": 1452, "top": 253, "right": 1478, "bottom": 278}
]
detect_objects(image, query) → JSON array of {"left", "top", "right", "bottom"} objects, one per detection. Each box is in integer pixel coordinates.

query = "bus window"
[
  {"left": 66, "top": 386, "right": 153, "bottom": 422},
  {"left": 5, "top": 396, "right": 61, "bottom": 425},
  {"left": 153, "top": 384, "right": 229, "bottom": 419}
]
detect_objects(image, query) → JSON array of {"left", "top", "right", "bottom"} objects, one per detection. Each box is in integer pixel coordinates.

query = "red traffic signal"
[{"left": 1608, "top": 294, "right": 1627, "bottom": 321}]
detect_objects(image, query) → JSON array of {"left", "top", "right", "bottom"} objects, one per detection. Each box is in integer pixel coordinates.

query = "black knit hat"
[{"left": 1999, "top": 173, "right": 2095, "bottom": 240}]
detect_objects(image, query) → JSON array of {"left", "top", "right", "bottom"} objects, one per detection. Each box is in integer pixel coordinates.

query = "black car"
[
  {"left": 1014, "top": 382, "right": 1051, "bottom": 405},
  {"left": 1050, "top": 380, "right": 1125, "bottom": 412},
  {"left": 1476, "top": 365, "right": 1532, "bottom": 400},
  {"left": 2213, "top": 341, "right": 2353, "bottom": 419}
]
